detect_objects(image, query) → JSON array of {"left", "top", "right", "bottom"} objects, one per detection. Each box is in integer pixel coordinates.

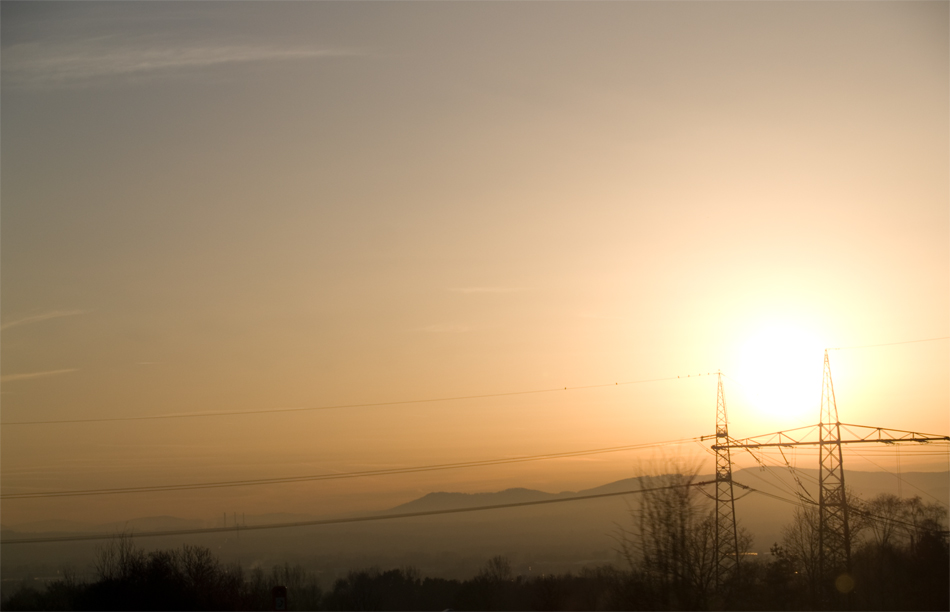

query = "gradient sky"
[{"left": 2, "top": 2, "right": 947, "bottom": 526}]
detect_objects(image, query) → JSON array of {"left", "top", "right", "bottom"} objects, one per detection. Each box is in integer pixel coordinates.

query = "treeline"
[{"left": 2, "top": 483, "right": 947, "bottom": 611}]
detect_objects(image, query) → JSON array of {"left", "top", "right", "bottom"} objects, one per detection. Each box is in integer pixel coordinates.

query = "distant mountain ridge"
[
  {"left": 3, "top": 469, "right": 946, "bottom": 536},
  {"left": 385, "top": 475, "right": 693, "bottom": 515},
  {"left": 382, "top": 469, "right": 948, "bottom": 517},
  {"left": 387, "top": 487, "right": 562, "bottom": 513}
]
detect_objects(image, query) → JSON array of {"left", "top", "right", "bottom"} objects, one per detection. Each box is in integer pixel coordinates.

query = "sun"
[{"left": 737, "top": 322, "right": 825, "bottom": 424}]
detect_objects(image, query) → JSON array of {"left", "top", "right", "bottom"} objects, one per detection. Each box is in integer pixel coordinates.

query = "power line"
[
  {"left": 0, "top": 480, "right": 716, "bottom": 545},
  {"left": 846, "top": 447, "right": 948, "bottom": 508},
  {"left": 0, "top": 436, "right": 705, "bottom": 500},
  {"left": 5, "top": 475, "right": 943, "bottom": 546},
  {"left": 737, "top": 482, "right": 949, "bottom": 536},
  {"left": 732, "top": 480, "right": 806, "bottom": 507},
  {"left": 734, "top": 450, "right": 809, "bottom": 501},
  {"left": 1, "top": 373, "right": 719, "bottom": 426},
  {"left": 828, "top": 336, "right": 949, "bottom": 351},
  {"left": 735, "top": 446, "right": 816, "bottom": 502}
]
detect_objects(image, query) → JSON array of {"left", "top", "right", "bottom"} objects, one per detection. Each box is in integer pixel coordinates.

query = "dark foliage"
[{"left": 2, "top": 493, "right": 947, "bottom": 611}]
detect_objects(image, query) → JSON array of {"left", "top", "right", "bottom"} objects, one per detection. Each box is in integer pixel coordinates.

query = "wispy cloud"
[
  {"left": 416, "top": 324, "right": 471, "bottom": 333},
  {"left": 1, "top": 369, "right": 78, "bottom": 383},
  {"left": 449, "top": 287, "right": 531, "bottom": 294},
  {"left": 3, "top": 41, "right": 363, "bottom": 87},
  {"left": 0, "top": 310, "right": 87, "bottom": 331}
]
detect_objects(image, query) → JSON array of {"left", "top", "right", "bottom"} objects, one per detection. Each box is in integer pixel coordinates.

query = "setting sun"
[{"left": 737, "top": 323, "right": 825, "bottom": 424}]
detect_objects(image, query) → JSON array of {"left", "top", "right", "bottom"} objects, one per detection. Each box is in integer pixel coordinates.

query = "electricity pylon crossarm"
[
  {"left": 722, "top": 423, "right": 949, "bottom": 448},
  {"left": 713, "top": 371, "right": 740, "bottom": 588}
]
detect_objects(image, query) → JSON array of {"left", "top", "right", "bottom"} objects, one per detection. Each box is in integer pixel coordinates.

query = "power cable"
[
  {"left": 742, "top": 448, "right": 820, "bottom": 485},
  {"left": 726, "top": 436, "right": 811, "bottom": 500},
  {"left": 776, "top": 445, "right": 816, "bottom": 503},
  {"left": 0, "top": 479, "right": 716, "bottom": 545},
  {"left": 828, "top": 336, "right": 949, "bottom": 351},
  {"left": 846, "top": 448, "right": 948, "bottom": 508},
  {"left": 848, "top": 504, "right": 949, "bottom": 534},
  {"left": 736, "top": 482, "right": 948, "bottom": 535},
  {"left": 1, "top": 373, "right": 718, "bottom": 426},
  {"left": 748, "top": 445, "right": 950, "bottom": 458},
  {"left": 0, "top": 436, "right": 706, "bottom": 500},
  {"left": 733, "top": 448, "right": 807, "bottom": 501},
  {"left": 732, "top": 481, "right": 803, "bottom": 506}
]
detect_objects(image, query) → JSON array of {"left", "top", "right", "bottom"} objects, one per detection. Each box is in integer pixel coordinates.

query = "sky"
[{"left": 1, "top": 2, "right": 948, "bottom": 527}]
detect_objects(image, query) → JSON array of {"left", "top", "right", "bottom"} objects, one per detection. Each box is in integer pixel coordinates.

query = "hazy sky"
[{"left": 2, "top": 2, "right": 947, "bottom": 526}]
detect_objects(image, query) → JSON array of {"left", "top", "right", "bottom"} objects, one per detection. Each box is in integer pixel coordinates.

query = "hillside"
[{"left": 2, "top": 469, "right": 946, "bottom": 586}]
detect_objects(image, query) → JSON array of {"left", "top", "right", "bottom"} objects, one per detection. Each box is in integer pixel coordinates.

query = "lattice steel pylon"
[
  {"left": 818, "top": 349, "right": 852, "bottom": 596},
  {"left": 713, "top": 371, "right": 739, "bottom": 588}
]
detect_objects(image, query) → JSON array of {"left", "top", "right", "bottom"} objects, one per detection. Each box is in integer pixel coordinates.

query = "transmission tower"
[
  {"left": 818, "top": 349, "right": 851, "bottom": 595},
  {"left": 715, "top": 349, "right": 948, "bottom": 603},
  {"left": 713, "top": 371, "right": 739, "bottom": 587}
]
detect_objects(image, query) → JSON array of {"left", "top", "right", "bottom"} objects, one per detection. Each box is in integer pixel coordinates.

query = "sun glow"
[{"left": 737, "top": 323, "right": 826, "bottom": 424}]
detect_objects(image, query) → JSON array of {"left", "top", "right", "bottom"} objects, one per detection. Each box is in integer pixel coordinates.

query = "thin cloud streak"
[
  {"left": 1, "top": 369, "right": 78, "bottom": 383},
  {"left": 3, "top": 42, "right": 364, "bottom": 87},
  {"left": 0, "top": 310, "right": 86, "bottom": 331}
]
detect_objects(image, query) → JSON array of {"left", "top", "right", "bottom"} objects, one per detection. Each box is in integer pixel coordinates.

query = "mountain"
[
  {"left": 2, "top": 469, "right": 946, "bottom": 584},
  {"left": 388, "top": 487, "right": 561, "bottom": 513}
]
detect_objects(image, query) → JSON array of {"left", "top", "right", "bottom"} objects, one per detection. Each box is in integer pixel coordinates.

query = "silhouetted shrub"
[{"left": 2, "top": 501, "right": 947, "bottom": 612}]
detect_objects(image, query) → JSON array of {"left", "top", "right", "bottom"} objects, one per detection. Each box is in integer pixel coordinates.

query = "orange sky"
[{"left": 2, "top": 2, "right": 947, "bottom": 526}]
